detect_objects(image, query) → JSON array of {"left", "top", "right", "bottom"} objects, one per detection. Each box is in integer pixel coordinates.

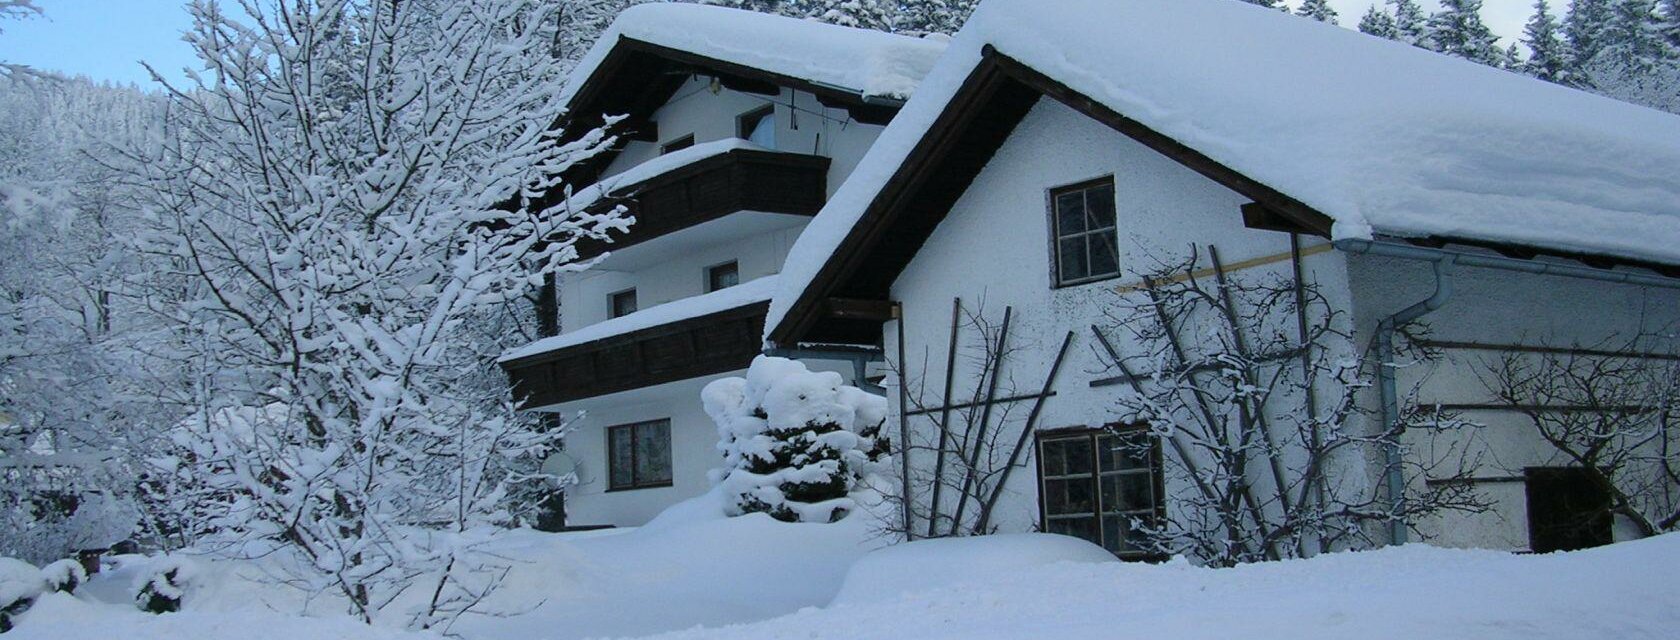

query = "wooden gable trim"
[{"left": 767, "top": 47, "right": 1338, "bottom": 349}]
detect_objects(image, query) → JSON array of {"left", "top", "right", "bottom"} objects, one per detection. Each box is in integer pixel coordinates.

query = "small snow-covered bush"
[
  {"left": 38, "top": 559, "right": 85, "bottom": 594},
  {"left": 703, "top": 356, "right": 889, "bottom": 523},
  {"left": 134, "top": 557, "right": 195, "bottom": 614},
  {"left": 0, "top": 557, "right": 45, "bottom": 632}
]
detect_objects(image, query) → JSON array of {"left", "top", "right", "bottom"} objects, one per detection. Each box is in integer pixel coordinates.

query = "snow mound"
[
  {"left": 0, "top": 558, "right": 44, "bottom": 608},
  {"left": 768, "top": 0, "right": 1680, "bottom": 340},
  {"left": 565, "top": 3, "right": 947, "bottom": 103},
  {"left": 830, "top": 533, "right": 1117, "bottom": 606},
  {"left": 7, "top": 591, "right": 424, "bottom": 640}
]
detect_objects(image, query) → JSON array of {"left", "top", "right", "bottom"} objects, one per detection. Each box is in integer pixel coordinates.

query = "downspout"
[{"left": 1371, "top": 256, "right": 1456, "bottom": 545}]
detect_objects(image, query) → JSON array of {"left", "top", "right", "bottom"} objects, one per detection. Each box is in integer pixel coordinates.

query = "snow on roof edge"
[
  {"left": 501, "top": 274, "right": 778, "bottom": 364},
  {"left": 561, "top": 3, "right": 948, "bottom": 109}
]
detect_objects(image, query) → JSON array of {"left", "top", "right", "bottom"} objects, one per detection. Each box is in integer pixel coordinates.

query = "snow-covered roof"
[
  {"left": 499, "top": 274, "right": 778, "bottom": 364},
  {"left": 562, "top": 3, "right": 947, "bottom": 105},
  {"left": 560, "top": 138, "right": 764, "bottom": 214},
  {"left": 767, "top": 0, "right": 1680, "bottom": 340}
]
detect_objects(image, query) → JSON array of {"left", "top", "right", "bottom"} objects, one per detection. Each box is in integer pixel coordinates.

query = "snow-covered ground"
[{"left": 8, "top": 495, "right": 1679, "bottom": 640}]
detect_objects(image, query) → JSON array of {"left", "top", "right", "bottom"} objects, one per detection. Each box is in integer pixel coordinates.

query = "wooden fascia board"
[
  {"left": 769, "top": 53, "right": 1013, "bottom": 348},
  {"left": 499, "top": 300, "right": 770, "bottom": 371}
]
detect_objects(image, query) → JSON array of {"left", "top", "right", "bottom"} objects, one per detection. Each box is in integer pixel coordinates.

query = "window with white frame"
[
  {"left": 1049, "top": 177, "right": 1119, "bottom": 286},
  {"left": 1038, "top": 427, "right": 1163, "bottom": 560}
]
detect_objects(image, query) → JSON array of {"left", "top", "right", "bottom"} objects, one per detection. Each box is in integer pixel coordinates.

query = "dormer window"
[
  {"left": 660, "top": 134, "right": 694, "bottom": 155},
  {"left": 737, "top": 105, "right": 775, "bottom": 148},
  {"left": 706, "top": 261, "right": 740, "bottom": 293},
  {"left": 609, "top": 288, "right": 638, "bottom": 319}
]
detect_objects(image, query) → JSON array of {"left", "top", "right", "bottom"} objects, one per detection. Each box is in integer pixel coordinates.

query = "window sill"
[
  {"left": 1050, "top": 272, "right": 1123, "bottom": 290},
  {"left": 605, "top": 482, "right": 674, "bottom": 493}
]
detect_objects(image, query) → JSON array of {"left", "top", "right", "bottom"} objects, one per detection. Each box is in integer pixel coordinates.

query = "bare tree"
[
  {"left": 1098, "top": 247, "right": 1484, "bottom": 566},
  {"left": 1480, "top": 337, "right": 1680, "bottom": 538}
]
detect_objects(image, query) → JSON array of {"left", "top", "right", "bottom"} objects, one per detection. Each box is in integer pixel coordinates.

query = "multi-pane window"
[
  {"left": 737, "top": 105, "right": 775, "bottom": 148},
  {"left": 607, "top": 420, "right": 673, "bottom": 491},
  {"left": 1050, "top": 178, "right": 1119, "bottom": 286},
  {"left": 609, "top": 288, "right": 638, "bottom": 319},
  {"left": 1038, "top": 428, "right": 1163, "bottom": 560},
  {"left": 706, "top": 261, "right": 740, "bottom": 293},
  {"left": 661, "top": 134, "right": 694, "bottom": 154}
]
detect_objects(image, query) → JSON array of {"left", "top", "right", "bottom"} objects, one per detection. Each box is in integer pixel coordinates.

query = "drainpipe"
[{"left": 1371, "top": 256, "right": 1456, "bottom": 546}]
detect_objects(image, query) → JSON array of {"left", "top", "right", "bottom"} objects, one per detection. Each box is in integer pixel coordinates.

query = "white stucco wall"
[
  {"left": 883, "top": 97, "right": 1355, "bottom": 541},
  {"left": 556, "top": 358, "right": 860, "bottom": 527},
  {"left": 1346, "top": 254, "right": 1680, "bottom": 550}
]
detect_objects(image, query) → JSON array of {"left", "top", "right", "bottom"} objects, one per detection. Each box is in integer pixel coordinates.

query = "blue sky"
[{"left": 0, "top": 1, "right": 1537, "bottom": 89}]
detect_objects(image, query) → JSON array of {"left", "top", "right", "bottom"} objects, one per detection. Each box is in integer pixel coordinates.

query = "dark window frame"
[
  {"left": 660, "top": 134, "right": 695, "bottom": 155},
  {"left": 608, "top": 288, "right": 638, "bottom": 319},
  {"left": 737, "top": 105, "right": 775, "bottom": 146},
  {"left": 705, "top": 260, "right": 741, "bottom": 293},
  {"left": 606, "top": 419, "right": 674, "bottom": 492},
  {"left": 1046, "top": 176, "right": 1121, "bottom": 288},
  {"left": 1034, "top": 424, "right": 1166, "bottom": 561}
]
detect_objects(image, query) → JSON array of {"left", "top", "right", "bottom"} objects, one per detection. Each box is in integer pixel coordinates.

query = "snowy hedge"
[{"left": 702, "top": 356, "right": 889, "bottom": 523}]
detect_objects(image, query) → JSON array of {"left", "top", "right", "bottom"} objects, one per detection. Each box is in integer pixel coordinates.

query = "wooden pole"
[
  {"left": 926, "top": 298, "right": 962, "bottom": 538},
  {"left": 975, "top": 330, "right": 1074, "bottom": 533},
  {"left": 894, "top": 302, "right": 915, "bottom": 540},
  {"left": 950, "top": 306, "right": 1011, "bottom": 536}
]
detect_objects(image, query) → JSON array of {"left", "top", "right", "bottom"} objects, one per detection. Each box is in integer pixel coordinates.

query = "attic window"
[
  {"left": 737, "top": 105, "right": 775, "bottom": 148},
  {"left": 706, "top": 261, "right": 740, "bottom": 293},
  {"left": 609, "top": 288, "right": 638, "bottom": 319},
  {"left": 1049, "top": 178, "right": 1119, "bottom": 287},
  {"left": 661, "top": 134, "right": 694, "bottom": 155}
]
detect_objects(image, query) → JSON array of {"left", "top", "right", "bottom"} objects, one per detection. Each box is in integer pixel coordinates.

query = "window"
[
  {"left": 607, "top": 420, "right": 673, "bottom": 491},
  {"left": 1525, "top": 467, "right": 1613, "bottom": 553},
  {"left": 737, "top": 105, "right": 775, "bottom": 148},
  {"left": 1038, "top": 428, "right": 1163, "bottom": 560},
  {"left": 706, "top": 261, "right": 740, "bottom": 293},
  {"left": 1049, "top": 178, "right": 1119, "bottom": 286},
  {"left": 609, "top": 288, "right": 637, "bottom": 319},
  {"left": 660, "top": 134, "right": 694, "bottom": 154}
]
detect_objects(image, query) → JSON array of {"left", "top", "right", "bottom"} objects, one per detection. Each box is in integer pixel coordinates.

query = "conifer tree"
[
  {"left": 1662, "top": 0, "right": 1680, "bottom": 49},
  {"left": 1360, "top": 5, "right": 1401, "bottom": 39},
  {"left": 1390, "top": 0, "right": 1429, "bottom": 45},
  {"left": 1598, "top": 0, "right": 1675, "bottom": 74},
  {"left": 1524, "top": 0, "right": 1573, "bottom": 81},
  {"left": 1236, "top": 0, "right": 1284, "bottom": 8},
  {"left": 1565, "top": 0, "right": 1617, "bottom": 68},
  {"left": 1427, "top": 0, "right": 1503, "bottom": 65},
  {"left": 1296, "top": 0, "right": 1338, "bottom": 24}
]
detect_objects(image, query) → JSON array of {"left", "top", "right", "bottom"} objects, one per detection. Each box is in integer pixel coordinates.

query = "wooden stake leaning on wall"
[
  {"left": 975, "top": 330, "right": 1075, "bottom": 534},
  {"left": 926, "top": 297, "right": 963, "bottom": 539},
  {"left": 1209, "top": 246, "right": 1299, "bottom": 556},
  {"left": 1090, "top": 325, "right": 1219, "bottom": 508},
  {"left": 894, "top": 301, "right": 915, "bottom": 540},
  {"left": 949, "top": 306, "right": 1012, "bottom": 536},
  {"left": 1291, "top": 234, "right": 1329, "bottom": 554}
]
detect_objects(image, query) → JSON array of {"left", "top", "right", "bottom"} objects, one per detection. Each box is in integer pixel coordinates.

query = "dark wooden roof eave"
[{"left": 767, "top": 46, "right": 1338, "bottom": 349}]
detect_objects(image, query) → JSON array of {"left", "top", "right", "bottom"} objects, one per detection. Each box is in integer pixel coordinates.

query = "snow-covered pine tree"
[
  {"left": 1524, "top": 0, "right": 1573, "bottom": 82},
  {"left": 1359, "top": 4, "right": 1400, "bottom": 39},
  {"left": 1390, "top": 0, "right": 1429, "bottom": 45},
  {"left": 1426, "top": 0, "right": 1503, "bottom": 65},
  {"left": 788, "top": 0, "right": 895, "bottom": 31},
  {"left": 1565, "top": 0, "right": 1617, "bottom": 69},
  {"left": 893, "top": 0, "right": 977, "bottom": 35},
  {"left": 703, "top": 357, "right": 888, "bottom": 524},
  {"left": 124, "top": 0, "right": 625, "bottom": 623},
  {"left": 1296, "top": 0, "right": 1338, "bottom": 24},
  {"left": 1597, "top": 0, "right": 1676, "bottom": 74},
  {"left": 1662, "top": 0, "right": 1680, "bottom": 48},
  {"left": 1235, "top": 0, "right": 1283, "bottom": 9}
]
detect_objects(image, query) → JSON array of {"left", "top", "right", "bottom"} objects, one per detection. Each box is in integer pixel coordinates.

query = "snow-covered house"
[
  {"left": 765, "top": 0, "right": 1680, "bottom": 557},
  {"left": 498, "top": 4, "right": 944, "bottom": 526}
]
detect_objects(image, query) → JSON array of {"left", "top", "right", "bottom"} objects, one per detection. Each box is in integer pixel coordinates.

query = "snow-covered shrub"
[
  {"left": 703, "top": 356, "right": 889, "bottom": 523},
  {"left": 134, "top": 557, "right": 194, "bottom": 614},
  {"left": 38, "top": 559, "right": 84, "bottom": 594},
  {"left": 0, "top": 557, "right": 45, "bottom": 632}
]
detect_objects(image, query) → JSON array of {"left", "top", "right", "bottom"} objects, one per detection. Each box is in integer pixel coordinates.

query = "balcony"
[{"left": 569, "top": 145, "right": 831, "bottom": 262}]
